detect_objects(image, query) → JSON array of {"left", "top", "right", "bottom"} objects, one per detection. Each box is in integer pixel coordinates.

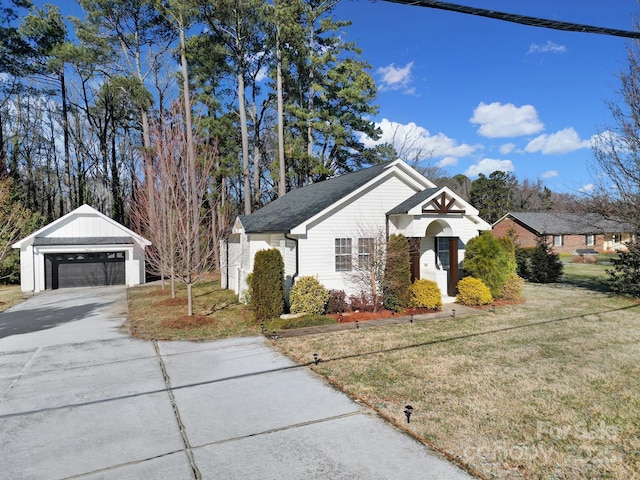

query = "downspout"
[
  {"left": 284, "top": 233, "right": 299, "bottom": 285},
  {"left": 224, "top": 238, "right": 229, "bottom": 289}
]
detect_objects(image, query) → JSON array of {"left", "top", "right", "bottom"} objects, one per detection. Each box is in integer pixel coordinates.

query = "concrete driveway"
[{"left": 0, "top": 287, "right": 475, "bottom": 479}]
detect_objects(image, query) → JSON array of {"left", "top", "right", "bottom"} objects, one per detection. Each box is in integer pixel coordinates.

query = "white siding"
[
  {"left": 42, "top": 214, "right": 129, "bottom": 238},
  {"left": 298, "top": 174, "right": 419, "bottom": 295}
]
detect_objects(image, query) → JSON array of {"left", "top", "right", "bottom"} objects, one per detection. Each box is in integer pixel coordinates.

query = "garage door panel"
[{"left": 45, "top": 253, "right": 125, "bottom": 290}]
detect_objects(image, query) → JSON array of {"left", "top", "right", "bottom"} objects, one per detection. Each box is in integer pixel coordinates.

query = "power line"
[{"left": 382, "top": 0, "right": 640, "bottom": 39}]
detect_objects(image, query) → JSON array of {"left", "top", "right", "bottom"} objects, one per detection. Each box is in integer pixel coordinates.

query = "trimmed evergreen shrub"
[
  {"left": 463, "top": 232, "right": 516, "bottom": 297},
  {"left": 250, "top": 249, "right": 285, "bottom": 321},
  {"left": 241, "top": 272, "right": 254, "bottom": 305},
  {"left": 326, "top": 289, "right": 349, "bottom": 314},
  {"left": 499, "top": 273, "right": 524, "bottom": 301},
  {"left": 408, "top": 279, "right": 442, "bottom": 310},
  {"left": 383, "top": 234, "right": 412, "bottom": 312},
  {"left": 515, "top": 247, "right": 536, "bottom": 279},
  {"left": 528, "top": 240, "right": 563, "bottom": 283},
  {"left": 456, "top": 276, "right": 493, "bottom": 306},
  {"left": 607, "top": 242, "right": 640, "bottom": 297},
  {"left": 289, "top": 276, "right": 329, "bottom": 314}
]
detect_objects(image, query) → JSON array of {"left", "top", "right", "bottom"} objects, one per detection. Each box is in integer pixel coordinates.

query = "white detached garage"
[{"left": 12, "top": 204, "right": 151, "bottom": 293}]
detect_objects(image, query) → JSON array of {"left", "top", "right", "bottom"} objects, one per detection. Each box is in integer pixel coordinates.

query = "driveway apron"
[{"left": 0, "top": 287, "right": 475, "bottom": 479}]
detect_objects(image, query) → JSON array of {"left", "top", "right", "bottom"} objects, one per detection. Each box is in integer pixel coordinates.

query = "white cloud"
[
  {"left": 436, "top": 156, "right": 459, "bottom": 168},
  {"left": 464, "top": 158, "right": 515, "bottom": 177},
  {"left": 541, "top": 170, "right": 559, "bottom": 179},
  {"left": 525, "top": 127, "right": 591, "bottom": 154},
  {"left": 360, "top": 118, "right": 479, "bottom": 163},
  {"left": 499, "top": 143, "right": 516, "bottom": 155},
  {"left": 528, "top": 41, "right": 567, "bottom": 54},
  {"left": 377, "top": 62, "right": 414, "bottom": 92},
  {"left": 470, "top": 102, "right": 544, "bottom": 138},
  {"left": 579, "top": 183, "right": 595, "bottom": 192}
]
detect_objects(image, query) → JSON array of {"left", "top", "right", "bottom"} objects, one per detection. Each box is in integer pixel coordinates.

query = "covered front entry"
[
  {"left": 45, "top": 252, "right": 126, "bottom": 290},
  {"left": 435, "top": 237, "right": 459, "bottom": 297}
]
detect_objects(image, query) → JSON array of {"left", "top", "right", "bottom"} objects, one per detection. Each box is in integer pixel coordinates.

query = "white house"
[
  {"left": 221, "top": 160, "right": 491, "bottom": 302},
  {"left": 12, "top": 204, "right": 151, "bottom": 293}
]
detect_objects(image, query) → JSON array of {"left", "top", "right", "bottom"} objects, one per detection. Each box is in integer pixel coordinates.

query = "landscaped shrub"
[
  {"left": 289, "top": 276, "right": 329, "bottom": 314},
  {"left": 383, "top": 234, "right": 412, "bottom": 312},
  {"left": 349, "top": 291, "right": 381, "bottom": 312},
  {"left": 463, "top": 232, "right": 516, "bottom": 297},
  {"left": 408, "top": 279, "right": 442, "bottom": 310},
  {"left": 607, "top": 241, "right": 640, "bottom": 297},
  {"left": 499, "top": 273, "right": 524, "bottom": 301},
  {"left": 326, "top": 289, "right": 348, "bottom": 314},
  {"left": 456, "top": 276, "right": 493, "bottom": 306},
  {"left": 528, "top": 240, "right": 563, "bottom": 283},
  {"left": 249, "top": 249, "right": 285, "bottom": 321},
  {"left": 241, "top": 272, "right": 254, "bottom": 305},
  {"left": 515, "top": 247, "right": 536, "bottom": 279}
]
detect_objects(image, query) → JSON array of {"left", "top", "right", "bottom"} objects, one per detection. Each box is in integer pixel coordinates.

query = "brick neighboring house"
[{"left": 492, "top": 212, "right": 634, "bottom": 254}]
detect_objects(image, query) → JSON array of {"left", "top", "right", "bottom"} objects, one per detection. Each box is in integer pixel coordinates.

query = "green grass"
[{"left": 561, "top": 261, "right": 611, "bottom": 292}]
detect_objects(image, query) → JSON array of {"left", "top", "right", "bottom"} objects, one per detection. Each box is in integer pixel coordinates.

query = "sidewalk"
[{"left": 275, "top": 302, "right": 483, "bottom": 338}]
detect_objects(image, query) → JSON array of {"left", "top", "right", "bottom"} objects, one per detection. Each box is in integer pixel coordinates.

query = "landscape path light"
[
  {"left": 313, "top": 353, "right": 320, "bottom": 365},
  {"left": 451, "top": 309, "right": 456, "bottom": 318},
  {"left": 355, "top": 319, "right": 359, "bottom": 329},
  {"left": 404, "top": 405, "right": 414, "bottom": 423},
  {"left": 410, "top": 314, "right": 414, "bottom": 324}
]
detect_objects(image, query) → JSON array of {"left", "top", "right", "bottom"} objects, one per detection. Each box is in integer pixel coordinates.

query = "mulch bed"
[
  {"left": 327, "top": 307, "right": 438, "bottom": 323},
  {"left": 161, "top": 315, "right": 216, "bottom": 329},
  {"left": 158, "top": 297, "right": 188, "bottom": 307}
]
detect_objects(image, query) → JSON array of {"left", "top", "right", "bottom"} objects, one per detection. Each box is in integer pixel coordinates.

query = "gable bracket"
[{"left": 423, "top": 192, "right": 466, "bottom": 214}]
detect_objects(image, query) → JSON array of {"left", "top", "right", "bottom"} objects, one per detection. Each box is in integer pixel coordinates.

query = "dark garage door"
[{"left": 45, "top": 252, "right": 125, "bottom": 289}]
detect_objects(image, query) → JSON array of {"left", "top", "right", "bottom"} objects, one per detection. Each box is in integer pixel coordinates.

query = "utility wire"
[{"left": 382, "top": 0, "right": 640, "bottom": 39}]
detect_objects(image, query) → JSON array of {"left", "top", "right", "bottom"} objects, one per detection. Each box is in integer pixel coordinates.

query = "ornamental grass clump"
[
  {"left": 408, "top": 279, "right": 442, "bottom": 310},
  {"left": 456, "top": 276, "right": 493, "bottom": 306},
  {"left": 289, "top": 276, "right": 329, "bottom": 314}
]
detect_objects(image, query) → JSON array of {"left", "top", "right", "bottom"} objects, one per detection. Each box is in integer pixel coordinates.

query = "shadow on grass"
[{"left": 560, "top": 273, "right": 611, "bottom": 293}]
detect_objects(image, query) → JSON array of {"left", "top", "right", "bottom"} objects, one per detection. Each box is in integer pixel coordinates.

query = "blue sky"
[
  {"left": 32, "top": 0, "right": 637, "bottom": 193},
  {"left": 336, "top": 0, "right": 638, "bottom": 193}
]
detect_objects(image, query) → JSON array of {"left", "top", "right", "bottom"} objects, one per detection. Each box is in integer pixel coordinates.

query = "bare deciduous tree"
[{"left": 132, "top": 101, "right": 218, "bottom": 315}]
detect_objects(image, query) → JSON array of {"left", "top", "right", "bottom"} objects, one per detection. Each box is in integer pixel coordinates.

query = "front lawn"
[
  {"left": 0, "top": 284, "right": 28, "bottom": 313},
  {"left": 275, "top": 283, "right": 640, "bottom": 479},
  {"left": 127, "top": 277, "right": 336, "bottom": 340}
]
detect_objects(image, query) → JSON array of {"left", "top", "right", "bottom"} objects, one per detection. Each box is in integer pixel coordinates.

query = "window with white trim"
[
  {"left": 585, "top": 234, "right": 595, "bottom": 246},
  {"left": 553, "top": 235, "right": 563, "bottom": 247},
  {"left": 335, "top": 238, "right": 352, "bottom": 271},
  {"left": 358, "top": 238, "right": 373, "bottom": 269}
]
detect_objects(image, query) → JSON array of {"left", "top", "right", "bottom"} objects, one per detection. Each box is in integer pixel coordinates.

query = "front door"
[{"left": 436, "top": 237, "right": 459, "bottom": 296}]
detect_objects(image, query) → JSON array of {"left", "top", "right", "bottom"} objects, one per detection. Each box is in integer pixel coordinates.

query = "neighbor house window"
[
  {"left": 358, "top": 238, "right": 374, "bottom": 269},
  {"left": 335, "top": 238, "right": 352, "bottom": 271},
  {"left": 585, "top": 234, "right": 595, "bottom": 246},
  {"left": 553, "top": 235, "right": 563, "bottom": 247}
]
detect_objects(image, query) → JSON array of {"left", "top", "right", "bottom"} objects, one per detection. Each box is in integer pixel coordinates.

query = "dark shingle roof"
[
  {"left": 387, "top": 188, "right": 440, "bottom": 215},
  {"left": 240, "top": 162, "right": 392, "bottom": 233},
  {"left": 33, "top": 237, "right": 134, "bottom": 246},
  {"left": 506, "top": 212, "right": 632, "bottom": 235}
]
